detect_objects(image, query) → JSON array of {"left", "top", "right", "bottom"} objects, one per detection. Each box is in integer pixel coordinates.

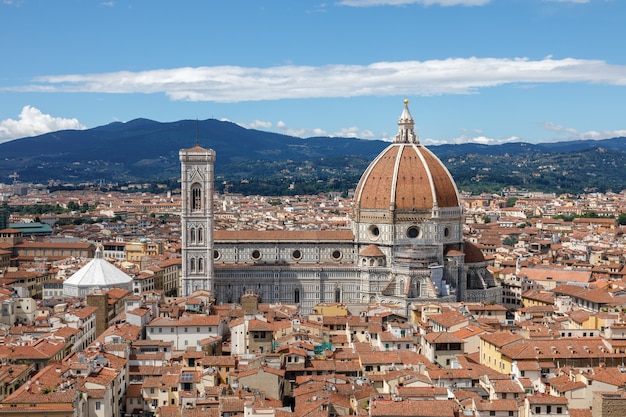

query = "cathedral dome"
[{"left": 354, "top": 100, "right": 460, "bottom": 213}]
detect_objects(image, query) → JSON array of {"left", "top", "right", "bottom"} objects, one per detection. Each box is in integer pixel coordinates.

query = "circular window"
[
  {"left": 444, "top": 226, "right": 451, "bottom": 238},
  {"left": 406, "top": 226, "right": 420, "bottom": 238},
  {"left": 331, "top": 250, "right": 342, "bottom": 261},
  {"left": 292, "top": 250, "right": 302, "bottom": 260},
  {"left": 368, "top": 225, "right": 380, "bottom": 240},
  {"left": 251, "top": 250, "right": 261, "bottom": 261},
  {"left": 213, "top": 250, "right": 220, "bottom": 260}
]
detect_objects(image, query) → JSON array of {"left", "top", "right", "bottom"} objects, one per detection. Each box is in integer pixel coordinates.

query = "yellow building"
[
  {"left": 312, "top": 302, "right": 349, "bottom": 317},
  {"left": 520, "top": 289, "right": 554, "bottom": 308},
  {"left": 479, "top": 332, "right": 524, "bottom": 374},
  {"left": 568, "top": 309, "right": 604, "bottom": 331},
  {"left": 125, "top": 238, "right": 164, "bottom": 262},
  {"left": 409, "top": 302, "right": 443, "bottom": 326}
]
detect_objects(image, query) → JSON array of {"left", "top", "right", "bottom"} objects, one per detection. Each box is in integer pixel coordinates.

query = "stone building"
[
  {"left": 63, "top": 247, "right": 132, "bottom": 297},
  {"left": 179, "top": 137, "right": 215, "bottom": 297},
  {"left": 180, "top": 100, "right": 501, "bottom": 313}
]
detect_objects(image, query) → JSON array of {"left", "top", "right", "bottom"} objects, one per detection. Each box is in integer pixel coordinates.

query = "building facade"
[
  {"left": 180, "top": 101, "right": 501, "bottom": 313},
  {"left": 179, "top": 141, "right": 215, "bottom": 297}
]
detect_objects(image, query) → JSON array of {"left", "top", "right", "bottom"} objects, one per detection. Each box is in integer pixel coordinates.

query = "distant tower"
[{"left": 179, "top": 129, "right": 216, "bottom": 297}]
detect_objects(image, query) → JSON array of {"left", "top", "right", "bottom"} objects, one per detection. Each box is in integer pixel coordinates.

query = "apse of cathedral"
[{"left": 180, "top": 100, "right": 501, "bottom": 313}]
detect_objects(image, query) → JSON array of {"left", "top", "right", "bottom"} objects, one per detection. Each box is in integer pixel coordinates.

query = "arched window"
[
  {"left": 190, "top": 258, "right": 196, "bottom": 273},
  {"left": 198, "top": 227, "right": 204, "bottom": 244},
  {"left": 294, "top": 288, "right": 300, "bottom": 304},
  {"left": 191, "top": 184, "right": 202, "bottom": 211},
  {"left": 198, "top": 257, "right": 204, "bottom": 273},
  {"left": 189, "top": 227, "right": 196, "bottom": 244},
  {"left": 335, "top": 288, "right": 341, "bottom": 303},
  {"left": 414, "top": 279, "right": 421, "bottom": 297}
]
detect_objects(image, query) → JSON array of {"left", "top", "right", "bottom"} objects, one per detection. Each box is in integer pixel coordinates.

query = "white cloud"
[
  {"left": 280, "top": 127, "right": 308, "bottom": 138},
  {"left": 542, "top": 121, "right": 626, "bottom": 141},
  {"left": 338, "top": 0, "right": 490, "bottom": 6},
  {"left": 238, "top": 119, "right": 376, "bottom": 139},
  {"left": 333, "top": 126, "right": 376, "bottom": 139},
  {"left": 9, "top": 57, "right": 625, "bottom": 104},
  {"left": 580, "top": 129, "right": 626, "bottom": 140},
  {"left": 421, "top": 123, "right": 626, "bottom": 145},
  {"left": 423, "top": 134, "right": 521, "bottom": 146},
  {"left": 542, "top": 121, "right": 579, "bottom": 135},
  {"left": 0, "top": 105, "right": 86, "bottom": 143},
  {"left": 248, "top": 120, "right": 273, "bottom": 130},
  {"left": 311, "top": 128, "right": 329, "bottom": 136}
]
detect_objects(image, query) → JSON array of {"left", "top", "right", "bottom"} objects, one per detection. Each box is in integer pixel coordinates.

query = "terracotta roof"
[
  {"left": 519, "top": 267, "right": 591, "bottom": 284},
  {"left": 474, "top": 399, "right": 518, "bottom": 411},
  {"left": 370, "top": 398, "right": 457, "bottom": 416},
  {"left": 569, "top": 409, "right": 592, "bottom": 417},
  {"left": 588, "top": 366, "right": 626, "bottom": 387},
  {"left": 548, "top": 374, "right": 587, "bottom": 392},
  {"left": 126, "top": 383, "right": 143, "bottom": 397},
  {"left": 424, "top": 331, "right": 464, "bottom": 344},
  {"left": 428, "top": 310, "right": 468, "bottom": 328},
  {"left": 247, "top": 319, "right": 274, "bottom": 331},
  {"left": 360, "top": 244, "right": 385, "bottom": 257},
  {"left": 490, "top": 378, "right": 524, "bottom": 393},
  {"left": 553, "top": 284, "right": 626, "bottom": 305},
  {"left": 14, "top": 241, "right": 93, "bottom": 249},
  {"left": 453, "top": 325, "right": 486, "bottom": 340},
  {"left": 479, "top": 332, "right": 524, "bottom": 348}
]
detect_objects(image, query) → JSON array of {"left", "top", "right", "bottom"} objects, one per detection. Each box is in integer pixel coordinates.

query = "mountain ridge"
[{"left": 2, "top": 118, "right": 626, "bottom": 195}]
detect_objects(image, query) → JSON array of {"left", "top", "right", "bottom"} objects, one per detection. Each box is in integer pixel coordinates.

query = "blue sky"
[{"left": 1, "top": 0, "right": 625, "bottom": 146}]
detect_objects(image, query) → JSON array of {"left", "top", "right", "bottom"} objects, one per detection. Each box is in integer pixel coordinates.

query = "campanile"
[{"left": 179, "top": 140, "right": 215, "bottom": 297}]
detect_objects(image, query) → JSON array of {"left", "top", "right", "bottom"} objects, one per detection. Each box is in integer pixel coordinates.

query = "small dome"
[
  {"left": 354, "top": 100, "right": 459, "bottom": 212},
  {"left": 463, "top": 241, "right": 486, "bottom": 263},
  {"left": 359, "top": 244, "right": 385, "bottom": 257}
]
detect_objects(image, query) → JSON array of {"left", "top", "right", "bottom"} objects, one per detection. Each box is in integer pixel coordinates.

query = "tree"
[{"left": 554, "top": 214, "right": 575, "bottom": 222}]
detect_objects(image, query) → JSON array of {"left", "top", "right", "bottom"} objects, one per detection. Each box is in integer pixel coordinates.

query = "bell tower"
[{"left": 179, "top": 133, "right": 215, "bottom": 297}]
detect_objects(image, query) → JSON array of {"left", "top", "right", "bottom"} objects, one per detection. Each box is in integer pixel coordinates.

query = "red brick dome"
[
  {"left": 354, "top": 100, "right": 459, "bottom": 212},
  {"left": 462, "top": 241, "right": 486, "bottom": 263}
]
